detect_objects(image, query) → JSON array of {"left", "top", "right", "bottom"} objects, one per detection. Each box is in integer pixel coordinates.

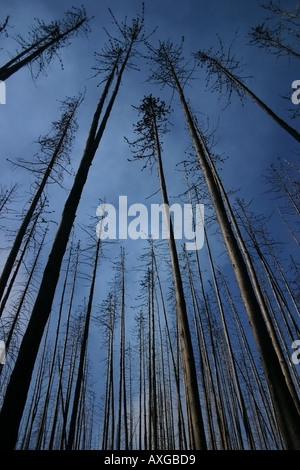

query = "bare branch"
[{"left": 0, "top": 6, "right": 92, "bottom": 81}]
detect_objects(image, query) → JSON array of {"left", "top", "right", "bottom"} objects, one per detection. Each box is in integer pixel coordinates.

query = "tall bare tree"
[
  {"left": 100, "top": 291, "right": 117, "bottom": 450},
  {"left": 249, "top": 0, "right": 300, "bottom": 60},
  {"left": 147, "top": 40, "right": 300, "bottom": 449},
  {"left": 0, "top": 7, "right": 90, "bottom": 81},
  {"left": 0, "top": 16, "right": 9, "bottom": 38},
  {"left": 126, "top": 95, "right": 207, "bottom": 450},
  {"left": 66, "top": 232, "right": 101, "bottom": 450},
  {"left": 194, "top": 41, "right": 300, "bottom": 143},
  {"left": 0, "top": 94, "right": 83, "bottom": 310},
  {"left": 115, "top": 248, "right": 129, "bottom": 450},
  {"left": 0, "top": 8, "right": 147, "bottom": 450}
]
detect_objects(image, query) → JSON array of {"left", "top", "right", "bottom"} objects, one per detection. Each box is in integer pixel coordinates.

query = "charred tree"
[
  {"left": 0, "top": 8, "right": 146, "bottom": 450},
  {"left": 147, "top": 40, "right": 300, "bottom": 450},
  {"left": 0, "top": 7, "right": 90, "bottom": 81},
  {"left": 126, "top": 95, "right": 207, "bottom": 450}
]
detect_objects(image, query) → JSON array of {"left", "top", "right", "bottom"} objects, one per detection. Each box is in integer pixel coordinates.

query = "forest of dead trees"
[{"left": 0, "top": 1, "right": 299, "bottom": 450}]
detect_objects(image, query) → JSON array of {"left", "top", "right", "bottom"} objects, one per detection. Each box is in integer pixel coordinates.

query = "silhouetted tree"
[
  {"left": 66, "top": 232, "right": 101, "bottom": 450},
  {"left": 0, "top": 16, "right": 9, "bottom": 37},
  {"left": 194, "top": 40, "right": 300, "bottom": 143},
  {"left": 0, "top": 94, "right": 83, "bottom": 310},
  {"left": 249, "top": 0, "right": 300, "bottom": 60},
  {"left": 126, "top": 95, "right": 207, "bottom": 450},
  {"left": 148, "top": 39, "right": 300, "bottom": 450},
  {"left": 0, "top": 7, "right": 147, "bottom": 450},
  {"left": 0, "top": 7, "right": 90, "bottom": 81}
]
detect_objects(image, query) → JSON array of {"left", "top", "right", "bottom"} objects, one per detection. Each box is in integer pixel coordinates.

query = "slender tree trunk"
[
  {"left": 116, "top": 248, "right": 129, "bottom": 450},
  {"left": 183, "top": 246, "right": 220, "bottom": 450},
  {"left": 196, "top": 52, "right": 300, "bottom": 143},
  {"left": 66, "top": 235, "right": 101, "bottom": 449},
  {"left": 136, "top": 311, "right": 144, "bottom": 450},
  {"left": 172, "top": 70, "right": 300, "bottom": 448},
  {"left": 147, "top": 268, "right": 153, "bottom": 450},
  {"left": 101, "top": 293, "right": 116, "bottom": 450},
  {"left": 19, "top": 320, "right": 52, "bottom": 449},
  {"left": 59, "top": 318, "right": 83, "bottom": 449},
  {"left": 151, "top": 243, "right": 188, "bottom": 449},
  {"left": 205, "top": 227, "right": 255, "bottom": 449},
  {"left": 35, "top": 237, "right": 75, "bottom": 449},
  {"left": 0, "top": 11, "right": 88, "bottom": 81},
  {"left": 0, "top": 44, "right": 133, "bottom": 449},
  {"left": 0, "top": 96, "right": 82, "bottom": 309},
  {"left": 151, "top": 102, "right": 207, "bottom": 450},
  {"left": 2, "top": 223, "right": 47, "bottom": 365},
  {"left": 0, "top": 198, "right": 46, "bottom": 316},
  {"left": 228, "top": 198, "right": 300, "bottom": 411},
  {"left": 47, "top": 241, "right": 80, "bottom": 449}
]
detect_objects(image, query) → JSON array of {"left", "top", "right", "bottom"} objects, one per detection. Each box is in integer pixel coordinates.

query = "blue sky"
[
  {"left": 0, "top": 0, "right": 299, "bottom": 449},
  {"left": 1, "top": 0, "right": 298, "bottom": 224}
]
